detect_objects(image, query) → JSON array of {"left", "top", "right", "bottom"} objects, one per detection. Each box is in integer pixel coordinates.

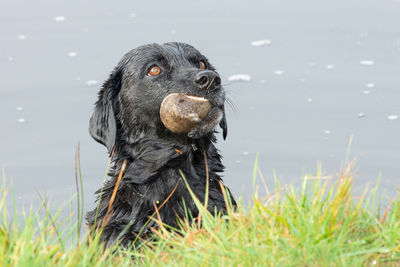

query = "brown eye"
[
  {"left": 199, "top": 61, "right": 206, "bottom": 70},
  {"left": 148, "top": 65, "right": 161, "bottom": 76}
]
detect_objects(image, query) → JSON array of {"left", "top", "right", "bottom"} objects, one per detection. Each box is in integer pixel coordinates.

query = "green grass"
[{"left": 0, "top": 160, "right": 399, "bottom": 267}]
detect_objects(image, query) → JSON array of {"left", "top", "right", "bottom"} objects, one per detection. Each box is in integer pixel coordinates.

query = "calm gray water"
[{"left": 1, "top": 0, "right": 399, "bottom": 210}]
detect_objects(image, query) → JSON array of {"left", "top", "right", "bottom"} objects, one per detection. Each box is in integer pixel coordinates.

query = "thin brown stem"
[{"left": 102, "top": 160, "right": 127, "bottom": 228}]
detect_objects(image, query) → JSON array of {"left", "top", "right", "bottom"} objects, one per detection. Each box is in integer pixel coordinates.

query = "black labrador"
[{"left": 87, "top": 42, "right": 236, "bottom": 247}]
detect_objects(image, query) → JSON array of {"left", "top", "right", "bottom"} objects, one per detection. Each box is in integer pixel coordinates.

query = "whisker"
[{"left": 226, "top": 97, "right": 239, "bottom": 118}]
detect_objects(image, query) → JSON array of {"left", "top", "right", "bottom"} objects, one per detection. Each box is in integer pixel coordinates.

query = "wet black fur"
[{"left": 87, "top": 42, "right": 236, "bottom": 247}]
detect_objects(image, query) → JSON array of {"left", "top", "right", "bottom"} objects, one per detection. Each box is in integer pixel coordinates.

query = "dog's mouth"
[{"left": 159, "top": 93, "right": 211, "bottom": 133}]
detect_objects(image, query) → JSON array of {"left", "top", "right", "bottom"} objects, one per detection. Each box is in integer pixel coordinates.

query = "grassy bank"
[{"left": 0, "top": 162, "right": 399, "bottom": 266}]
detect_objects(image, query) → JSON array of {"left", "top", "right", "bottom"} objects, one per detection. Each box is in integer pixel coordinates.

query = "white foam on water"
[
  {"left": 360, "top": 60, "right": 375, "bottom": 66},
  {"left": 366, "top": 83, "right": 375, "bottom": 88},
  {"left": 387, "top": 114, "right": 399, "bottom": 121},
  {"left": 273, "top": 70, "right": 284, "bottom": 76},
  {"left": 68, "top": 52, "right": 77, "bottom": 57},
  {"left": 18, "top": 118, "right": 26, "bottom": 123},
  {"left": 18, "top": 35, "right": 26, "bottom": 40},
  {"left": 227, "top": 74, "right": 251, "bottom": 82},
  {"left": 54, "top": 16, "right": 66, "bottom": 22},
  {"left": 250, "top": 39, "right": 272, "bottom": 47},
  {"left": 86, "top": 80, "right": 98, "bottom": 86}
]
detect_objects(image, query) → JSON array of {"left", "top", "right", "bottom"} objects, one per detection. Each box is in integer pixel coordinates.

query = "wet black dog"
[{"left": 87, "top": 42, "right": 236, "bottom": 247}]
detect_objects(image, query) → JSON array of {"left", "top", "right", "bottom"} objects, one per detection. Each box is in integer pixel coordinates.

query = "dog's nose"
[{"left": 195, "top": 70, "right": 221, "bottom": 90}]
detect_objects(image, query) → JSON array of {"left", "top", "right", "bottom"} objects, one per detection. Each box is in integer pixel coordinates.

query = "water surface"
[{"left": 1, "top": 0, "right": 399, "bottom": 210}]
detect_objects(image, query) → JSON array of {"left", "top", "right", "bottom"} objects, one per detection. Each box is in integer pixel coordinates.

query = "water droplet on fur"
[
  {"left": 250, "top": 39, "right": 272, "bottom": 47},
  {"left": 227, "top": 74, "right": 251, "bottom": 82},
  {"left": 86, "top": 80, "right": 98, "bottom": 86}
]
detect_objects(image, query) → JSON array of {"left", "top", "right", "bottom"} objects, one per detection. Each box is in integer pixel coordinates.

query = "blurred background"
[{"left": 1, "top": 0, "right": 399, "bottom": 211}]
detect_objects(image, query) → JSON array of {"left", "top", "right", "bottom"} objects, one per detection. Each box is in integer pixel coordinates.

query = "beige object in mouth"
[{"left": 160, "top": 93, "right": 212, "bottom": 133}]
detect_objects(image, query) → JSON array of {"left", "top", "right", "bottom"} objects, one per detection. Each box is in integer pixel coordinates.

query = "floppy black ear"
[
  {"left": 89, "top": 68, "right": 123, "bottom": 153},
  {"left": 219, "top": 105, "right": 228, "bottom": 140}
]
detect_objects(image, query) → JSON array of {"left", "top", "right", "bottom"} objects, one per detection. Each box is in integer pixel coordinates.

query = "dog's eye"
[
  {"left": 199, "top": 60, "right": 206, "bottom": 70},
  {"left": 148, "top": 65, "right": 161, "bottom": 76}
]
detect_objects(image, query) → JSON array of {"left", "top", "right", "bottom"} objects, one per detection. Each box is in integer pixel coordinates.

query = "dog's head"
[{"left": 89, "top": 42, "right": 227, "bottom": 153}]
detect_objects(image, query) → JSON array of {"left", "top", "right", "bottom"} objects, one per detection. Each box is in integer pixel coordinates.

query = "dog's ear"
[
  {"left": 89, "top": 68, "right": 123, "bottom": 153},
  {"left": 219, "top": 105, "right": 228, "bottom": 140}
]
